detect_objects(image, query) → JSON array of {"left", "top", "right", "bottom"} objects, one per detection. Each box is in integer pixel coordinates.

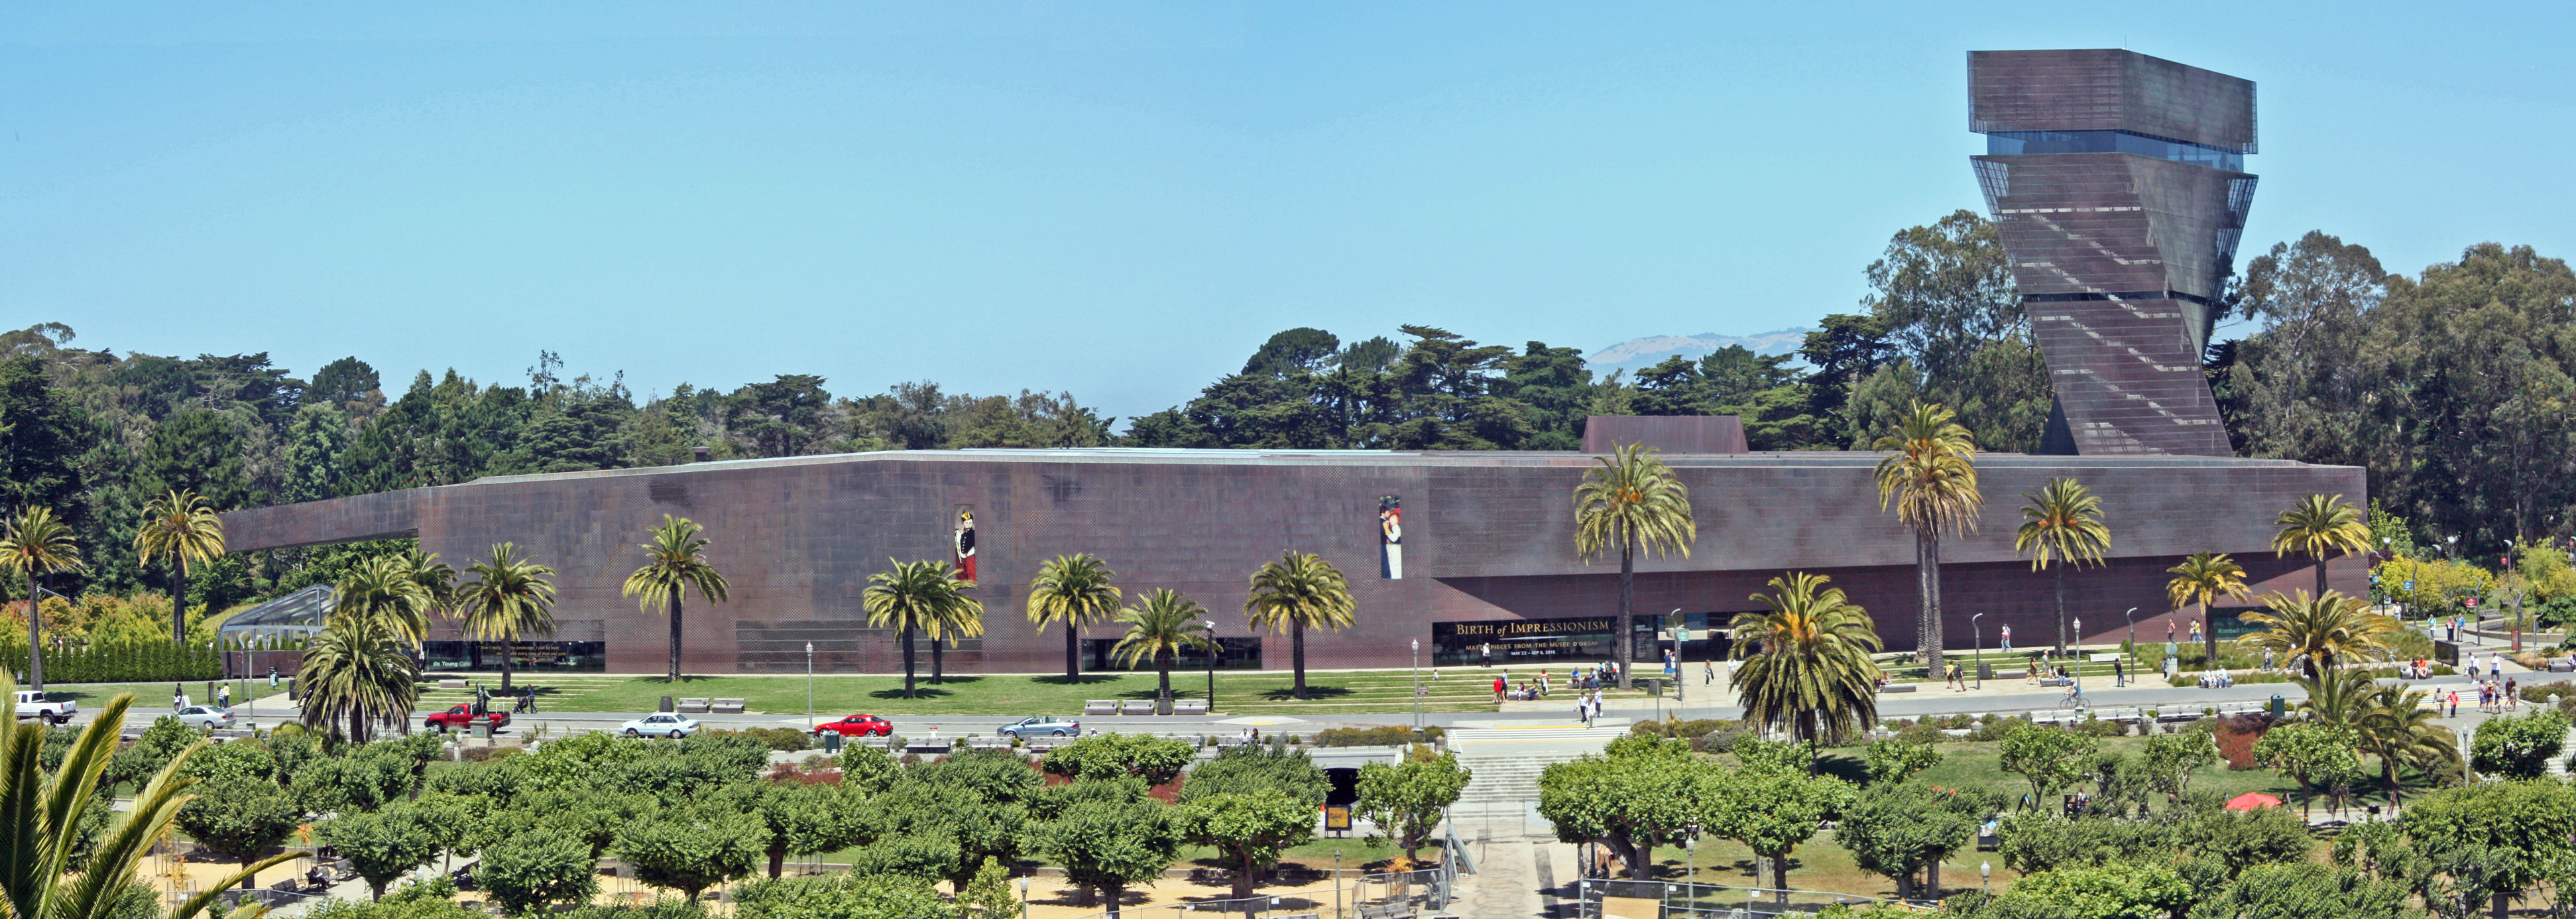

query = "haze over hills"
[{"left": 1584, "top": 328, "right": 1814, "bottom": 377}]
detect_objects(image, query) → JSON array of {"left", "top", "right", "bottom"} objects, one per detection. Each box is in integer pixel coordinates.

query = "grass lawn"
[{"left": 420, "top": 670, "right": 1523, "bottom": 717}]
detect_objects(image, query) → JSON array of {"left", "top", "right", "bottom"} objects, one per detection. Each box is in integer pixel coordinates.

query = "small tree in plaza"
[
  {"left": 1354, "top": 745, "right": 1473, "bottom": 863},
  {"left": 2138, "top": 726, "right": 2220, "bottom": 801},
  {"left": 2470, "top": 709, "right": 2569, "bottom": 781},
  {"left": 614, "top": 810, "right": 762, "bottom": 903},
  {"left": 1537, "top": 737, "right": 1710, "bottom": 881},
  {"left": 318, "top": 805, "right": 441, "bottom": 900},
  {"left": 1024, "top": 782, "right": 1182, "bottom": 918},
  {"left": 1704, "top": 739, "right": 1857, "bottom": 900},
  {"left": 2253, "top": 721, "right": 2365, "bottom": 817},
  {"left": 176, "top": 776, "right": 308, "bottom": 889},
  {"left": 1836, "top": 780, "right": 1999, "bottom": 899},
  {"left": 478, "top": 829, "right": 600, "bottom": 916},
  {"left": 1181, "top": 794, "right": 1320, "bottom": 900},
  {"left": 1997, "top": 720, "right": 2098, "bottom": 808}
]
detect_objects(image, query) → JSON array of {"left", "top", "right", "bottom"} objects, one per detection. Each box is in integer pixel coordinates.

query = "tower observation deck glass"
[{"left": 1983, "top": 131, "right": 2244, "bottom": 170}]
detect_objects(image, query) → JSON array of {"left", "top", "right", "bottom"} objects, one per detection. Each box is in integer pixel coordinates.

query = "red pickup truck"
[{"left": 424, "top": 705, "right": 510, "bottom": 733}]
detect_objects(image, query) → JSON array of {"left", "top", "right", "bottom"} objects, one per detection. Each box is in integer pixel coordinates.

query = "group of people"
[
  {"left": 2445, "top": 678, "right": 2520, "bottom": 716},
  {"left": 2195, "top": 667, "right": 2237, "bottom": 689},
  {"left": 2397, "top": 658, "right": 2438, "bottom": 679},
  {"left": 1492, "top": 672, "right": 1549, "bottom": 702},
  {"left": 1573, "top": 686, "right": 1609, "bottom": 726}
]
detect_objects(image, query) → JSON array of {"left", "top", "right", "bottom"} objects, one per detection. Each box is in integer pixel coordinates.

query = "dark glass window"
[
  {"left": 1984, "top": 131, "right": 2244, "bottom": 171},
  {"left": 422, "top": 641, "right": 608, "bottom": 672},
  {"left": 1082, "top": 637, "right": 1263, "bottom": 672}
]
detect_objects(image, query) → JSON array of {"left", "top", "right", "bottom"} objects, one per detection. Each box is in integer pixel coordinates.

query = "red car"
[
  {"left": 814, "top": 714, "right": 893, "bottom": 737},
  {"left": 424, "top": 705, "right": 510, "bottom": 733}
]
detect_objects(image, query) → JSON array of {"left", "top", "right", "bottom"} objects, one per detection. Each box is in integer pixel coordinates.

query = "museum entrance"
[{"left": 1432, "top": 614, "right": 1737, "bottom": 668}]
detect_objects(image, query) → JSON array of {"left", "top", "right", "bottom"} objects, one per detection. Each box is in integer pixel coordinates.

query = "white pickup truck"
[{"left": 13, "top": 690, "right": 75, "bottom": 725}]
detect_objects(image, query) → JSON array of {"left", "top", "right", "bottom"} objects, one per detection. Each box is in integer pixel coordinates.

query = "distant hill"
[{"left": 1585, "top": 328, "right": 1814, "bottom": 377}]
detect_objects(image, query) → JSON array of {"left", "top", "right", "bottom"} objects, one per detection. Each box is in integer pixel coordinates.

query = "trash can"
[
  {"left": 1978, "top": 662, "right": 1994, "bottom": 681},
  {"left": 660, "top": 696, "right": 675, "bottom": 713},
  {"left": 821, "top": 731, "right": 843, "bottom": 755},
  {"left": 2268, "top": 694, "right": 2286, "bottom": 718}
]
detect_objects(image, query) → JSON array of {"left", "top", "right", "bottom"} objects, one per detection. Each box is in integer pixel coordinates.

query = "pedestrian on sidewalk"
[
  {"left": 2166, "top": 621, "right": 2176, "bottom": 644},
  {"left": 1481, "top": 642, "right": 1492, "bottom": 666},
  {"left": 217, "top": 684, "right": 231, "bottom": 709},
  {"left": 1948, "top": 662, "right": 1967, "bottom": 691},
  {"left": 2445, "top": 688, "right": 2458, "bottom": 717},
  {"left": 2507, "top": 677, "right": 2519, "bottom": 710},
  {"left": 1704, "top": 659, "right": 1714, "bottom": 686},
  {"left": 2190, "top": 620, "right": 2203, "bottom": 646},
  {"left": 2000, "top": 624, "right": 2013, "bottom": 652},
  {"left": 1493, "top": 674, "right": 1507, "bottom": 702}
]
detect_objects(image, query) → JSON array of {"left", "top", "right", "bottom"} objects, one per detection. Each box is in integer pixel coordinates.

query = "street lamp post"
[
  {"left": 1411, "top": 639, "right": 1421, "bottom": 731},
  {"left": 2072, "top": 617, "right": 2083, "bottom": 690},
  {"left": 2121, "top": 607, "right": 2137, "bottom": 687},
  {"left": 1669, "top": 608, "right": 1686, "bottom": 713},
  {"left": 1204, "top": 620, "right": 1218, "bottom": 711},
  {"left": 805, "top": 642, "right": 814, "bottom": 731},
  {"left": 1971, "top": 613, "right": 1985, "bottom": 690}
]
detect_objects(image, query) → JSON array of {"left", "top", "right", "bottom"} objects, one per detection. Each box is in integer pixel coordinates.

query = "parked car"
[
  {"left": 996, "top": 715, "right": 1081, "bottom": 738},
  {"left": 814, "top": 714, "right": 893, "bottom": 737},
  {"left": 172, "top": 705, "right": 233, "bottom": 730},
  {"left": 13, "top": 690, "right": 74, "bottom": 725},
  {"left": 423, "top": 705, "right": 510, "bottom": 733},
  {"left": 622, "top": 713, "right": 699, "bottom": 739}
]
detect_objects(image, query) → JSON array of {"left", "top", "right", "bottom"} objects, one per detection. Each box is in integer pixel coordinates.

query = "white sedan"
[
  {"left": 620, "top": 713, "right": 699, "bottom": 739},
  {"left": 174, "top": 705, "right": 235, "bottom": 730}
]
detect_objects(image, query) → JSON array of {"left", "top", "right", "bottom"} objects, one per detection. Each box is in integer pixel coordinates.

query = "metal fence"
[
  {"left": 1577, "top": 879, "right": 1906, "bottom": 918},
  {"left": 1059, "top": 867, "right": 1452, "bottom": 919}
]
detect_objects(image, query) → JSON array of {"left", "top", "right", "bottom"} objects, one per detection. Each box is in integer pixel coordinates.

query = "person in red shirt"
[{"left": 1493, "top": 675, "right": 1506, "bottom": 702}]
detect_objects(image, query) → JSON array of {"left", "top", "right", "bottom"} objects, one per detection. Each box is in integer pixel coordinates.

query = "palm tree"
[
  {"left": 1730, "top": 572, "right": 1883, "bottom": 758},
  {"left": 135, "top": 488, "right": 225, "bottom": 643},
  {"left": 400, "top": 548, "right": 459, "bottom": 631},
  {"left": 863, "top": 560, "right": 982, "bottom": 699},
  {"left": 1026, "top": 554, "right": 1122, "bottom": 682},
  {"left": 1111, "top": 589, "right": 1213, "bottom": 714},
  {"left": 2354, "top": 682, "right": 2457, "bottom": 805},
  {"left": 622, "top": 515, "right": 730, "bottom": 683},
  {"left": 2292, "top": 667, "right": 2380, "bottom": 728},
  {"left": 2014, "top": 477, "right": 2111, "bottom": 654},
  {"left": 923, "top": 571, "right": 986, "bottom": 684},
  {"left": 1573, "top": 443, "right": 1696, "bottom": 688},
  {"left": 2274, "top": 494, "right": 2372, "bottom": 597},
  {"left": 457, "top": 543, "right": 557, "bottom": 694},
  {"left": 2166, "top": 552, "right": 2251, "bottom": 662},
  {"left": 1, "top": 507, "right": 88, "bottom": 692},
  {"left": 3, "top": 674, "right": 296, "bottom": 919},
  {"left": 335, "top": 555, "right": 434, "bottom": 648},
  {"left": 299, "top": 608, "right": 422, "bottom": 743},
  {"left": 1244, "top": 551, "right": 1357, "bottom": 700},
  {"left": 2237, "top": 590, "right": 2399, "bottom": 678},
  {"left": 1873, "top": 402, "right": 1981, "bottom": 667}
]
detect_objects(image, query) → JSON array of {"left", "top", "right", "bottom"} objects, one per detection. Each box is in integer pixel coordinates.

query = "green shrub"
[
  {"left": 2523, "top": 680, "right": 2576, "bottom": 704},
  {"left": 1693, "top": 728, "right": 1746, "bottom": 754},
  {"left": 698, "top": 726, "right": 810, "bottom": 752},
  {"left": 1313, "top": 726, "right": 1443, "bottom": 747},
  {"left": 1628, "top": 718, "right": 1735, "bottom": 740}
]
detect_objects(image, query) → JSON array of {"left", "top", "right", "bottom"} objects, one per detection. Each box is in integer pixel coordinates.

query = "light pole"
[
  {"left": 2072, "top": 617, "right": 2083, "bottom": 690},
  {"left": 1980, "top": 861, "right": 1991, "bottom": 894},
  {"left": 2121, "top": 607, "right": 2137, "bottom": 686},
  {"left": 1018, "top": 877, "right": 1029, "bottom": 919},
  {"left": 805, "top": 641, "right": 814, "bottom": 731},
  {"left": 1971, "top": 613, "right": 1985, "bottom": 690},
  {"left": 1411, "top": 639, "right": 1421, "bottom": 731},
  {"left": 1669, "top": 608, "right": 1686, "bottom": 713},
  {"left": 1204, "top": 620, "right": 1218, "bottom": 711}
]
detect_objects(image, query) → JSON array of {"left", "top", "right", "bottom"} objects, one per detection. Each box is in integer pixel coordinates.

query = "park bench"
[
  {"left": 675, "top": 698, "right": 711, "bottom": 713},
  {"left": 905, "top": 738, "right": 955, "bottom": 755},
  {"left": 1173, "top": 699, "right": 1209, "bottom": 715},
  {"left": 438, "top": 678, "right": 469, "bottom": 690},
  {"left": 710, "top": 699, "right": 746, "bottom": 714},
  {"left": 856, "top": 737, "right": 896, "bottom": 750},
  {"left": 1358, "top": 904, "right": 1413, "bottom": 919},
  {"left": 1991, "top": 669, "right": 2030, "bottom": 680},
  {"left": 1025, "top": 737, "right": 1066, "bottom": 753},
  {"left": 1120, "top": 700, "right": 1157, "bottom": 715},
  {"left": 1877, "top": 683, "right": 1917, "bottom": 694},
  {"left": 965, "top": 737, "right": 1012, "bottom": 751},
  {"left": 1084, "top": 700, "right": 1120, "bottom": 715}
]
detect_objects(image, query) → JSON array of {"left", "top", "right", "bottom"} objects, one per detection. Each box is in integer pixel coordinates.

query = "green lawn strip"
[
  {"left": 475, "top": 672, "right": 1507, "bottom": 716},
  {"left": 30, "top": 682, "right": 290, "bottom": 708}
]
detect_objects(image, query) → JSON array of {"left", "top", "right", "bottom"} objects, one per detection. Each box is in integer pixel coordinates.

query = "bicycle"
[{"left": 2063, "top": 686, "right": 2091, "bottom": 711}]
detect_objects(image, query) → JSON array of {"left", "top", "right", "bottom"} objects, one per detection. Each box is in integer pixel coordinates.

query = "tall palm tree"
[
  {"left": 2353, "top": 682, "right": 2457, "bottom": 805},
  {"left": 135, "top": 487, "right": 225, "bottom": 643},
  {"left": 2237, "top": 589, "right": 2399, "bottom": 678},
  {"left": 923, "top": 571, "right": 986, "bottom": 684},
  {"left": 622, "top": 515, "right": 730, "bottom": 683},
  {"left": 2166, "top": 552, "right": 2251, "bottom": 662},
  {"left": 1026, "top": 554, "right": 1122, "bottom": 682},
  {"left": 1873, "top": 402, "right": 1981, "bottom": 667},
  {"left": 862, "top": 560, "right": 982, "bottom": 699},
  {"left": 2014, "top": 477, "right": 2111, "bottom": 654},
  {"left": 1730, "top": 572, "right": 1884, "bottom": 757},
  {"left": 2273, "top": 494, "right": 2372, "bottom": 597},
  {"left": 1, "top": 507, "right": 88, "bottom": 692},
  {"left": 400, "top": 548, "right": 459, "bottom": 632},
  {"left": 457, "top": 543, "right": 557, "bottom": 694},
  {"left": 335, "top": 555, "right": 434, "bottom": 649},
  {"left": 1111, "top": 589, "right": 1213, "bottom": 714},
  {"left": 1573, "top": 443, "right": 1696, "bottom": 688},
  {"left": 299, "top": 608, "right": 422, "bottom": 743},
  {"left": 2292, "top": 667, "right": 2380, "bottom": 728},
  {"left": 1244, "top": 551, "right": 1357, "bottom": 700},
  {"left": 3, "top": 674, "right": 297, "bottom": 919}
]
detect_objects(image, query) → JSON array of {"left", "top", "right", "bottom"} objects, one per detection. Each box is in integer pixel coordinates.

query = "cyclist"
[{"left": 2062, "top": 680, "right": 2087, "bottom": 709}]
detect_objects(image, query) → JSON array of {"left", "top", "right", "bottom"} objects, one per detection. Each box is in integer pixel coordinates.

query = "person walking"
[
  {"left": 2445, "top": 688, "right": 2459, "bottom": 718},
  {"left": 1480, "top": 642, "right": 1493, "bottom": 666},
  {"left": 1704, "top": 658, "right": 1715, "bottom": 686},
  {"left": 217, "top": 684, "right": 231, "bottom": 709},
  {"left": 2189, "top": 620, "right": 2203, "bottom": 646},
  {"left": 1999, "top": 624, "right": 2013, "bottom": 652},
  {"left": 2507, "top": 676, "right": 2519, "bottom": 711},
  {"left": 1493, "top": 674, "right": 1507, "bottom": 703},
  {"left": 2166, "top": 621, "right": 2176, "bottom": 644}
]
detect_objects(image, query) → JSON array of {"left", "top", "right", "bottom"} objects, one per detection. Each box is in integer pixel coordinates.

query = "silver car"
[
  {"left": 996, "top": 715, "right": 1081, "bottom": 738},
  {"left": 620, "top": 713, "right": 699, "bottom": 739},
  {"left": 174, "top": 705, "right": 235, "bottom": 730}
]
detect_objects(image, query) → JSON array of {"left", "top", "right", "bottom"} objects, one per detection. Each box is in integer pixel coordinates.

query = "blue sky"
[{"left": 6, "top": 3, "right": 2571, "bottom": 422}]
